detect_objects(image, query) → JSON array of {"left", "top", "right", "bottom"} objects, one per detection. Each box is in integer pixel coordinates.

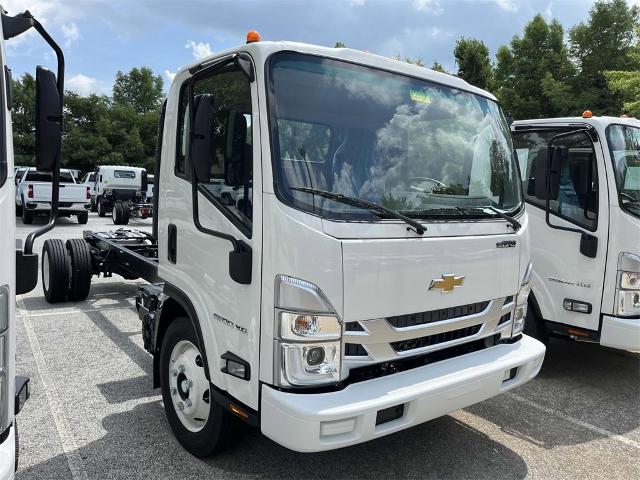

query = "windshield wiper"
[
  {"left": 291, "top": 187, "right": 426, "bottom": 235},
  {"left": 474, "top": 206, "right": 521, "bottom": 231}
]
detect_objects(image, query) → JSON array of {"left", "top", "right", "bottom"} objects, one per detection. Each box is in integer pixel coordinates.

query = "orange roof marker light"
[
  {"left": 246, "top": 30, "right": 261, "bottom": 43},
  {"left": 582, "top": 110, "right": 593, "bottom": 119}
]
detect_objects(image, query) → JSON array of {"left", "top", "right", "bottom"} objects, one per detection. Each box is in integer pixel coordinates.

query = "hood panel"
[{"left": 342, "top": 234, "right": 521, "bottom": 322}]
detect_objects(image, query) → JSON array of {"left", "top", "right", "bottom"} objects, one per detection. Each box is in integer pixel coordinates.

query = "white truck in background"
[
  {"left": 93, "top": 165, "right": 152, "bottom": 224},
  {"left": 0, "top": 6, "right": 66, "bottom": 477},
  {"left": 15, "top": 167, "right": 89, "bottom": 224},
  {"left": 512, "top": 114, "right": 640, "bottom": 351},
  {"left": 80, "top": 171, "right": 97, "bottom": 210},
  {"left": 46, "top": 37, "right": 546, "bottom": 456}
]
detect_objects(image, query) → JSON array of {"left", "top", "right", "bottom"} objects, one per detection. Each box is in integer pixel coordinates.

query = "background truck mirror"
[
  {"left": 224, "top": 112, "right": 251, "bottom": 188},
  {"left": 534, "top": 146, "right": 563, "bottom": 200},
  {"left": 35, "top": 66, "right": 61, "bottom": 172},
  {"left": 190, "top": 93, "right": 214, "bottom": 183}
]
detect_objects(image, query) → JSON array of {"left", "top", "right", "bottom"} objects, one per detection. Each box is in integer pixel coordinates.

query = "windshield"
[
  {"left": 25, "top": 169, "right": 75, "bottom": 183},
  {"left": 268, "top": 53, "right": 522, "bottom": 221},
  {"left": 606, "top": 124, "right": 640, "bottom": 218}
]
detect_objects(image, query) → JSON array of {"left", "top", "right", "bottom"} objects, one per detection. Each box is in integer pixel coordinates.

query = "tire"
[
  {"left": 90, "top": 198, "right": 97, "bottom": 212},
  {"left": 42, "top": 239, "right": 69, "bottom": 303},
  {"left": 112, "top": 202, "right": 123, "bottom": 225},
  {"left": 22, "top": 205, "right": 33, "bottom": 224},
  {"left": 16, "top": 202, "right": 22, "bottom": 216},
  {"left": 121, "top": 202, "right": 130, "bottom": 225},
  {"left": 66, "top": 239, "right": 92, "bottom": 301},
  {"left": 160, "top": 319, "right": 231, "bottom": 457},
  {"left": 77, "top": 211, "right": 89, "bottom": 224},
  {"left": 97, "top": 197, "right": 106, "bottom": 217},
  {"left": 524, "top": 302, "right": 548, "bottom": 345}
]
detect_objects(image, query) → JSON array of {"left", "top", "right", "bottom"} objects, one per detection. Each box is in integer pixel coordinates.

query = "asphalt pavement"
[{"left": 13, "top": 213, "right": 640, "bottom": 479}]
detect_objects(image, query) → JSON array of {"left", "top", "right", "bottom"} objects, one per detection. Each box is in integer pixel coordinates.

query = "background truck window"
[{"left": 514, "top": 130, "right": 598, "bottom": 231}]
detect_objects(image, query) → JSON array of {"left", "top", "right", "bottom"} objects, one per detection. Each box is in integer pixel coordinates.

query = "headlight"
[
  {"left": 274, "top": 275, "right": 342, "bottom": 387},
  {"left": 616, "top": 253, "right": 640, "bottom": 317},
  {"left": 513, "top": 263, "right": 532, "bottom": 336}
]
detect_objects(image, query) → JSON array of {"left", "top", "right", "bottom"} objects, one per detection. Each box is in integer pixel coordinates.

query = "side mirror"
[
  {"left": 35, "top": 66, "right": 61, "bottom": 172},
  {"left": 190, "top": 93, "right": 214, "bottom": 183},
  {"left": 534, "top": 146, "right": 564, "bottom": 200},
  {"left": 224, "top": 112, "right": 251, "bottom": 188}
]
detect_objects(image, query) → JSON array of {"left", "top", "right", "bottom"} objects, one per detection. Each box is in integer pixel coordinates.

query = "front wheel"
[{"left": 160, "top": 319, "right": 230, "bottom": 457}]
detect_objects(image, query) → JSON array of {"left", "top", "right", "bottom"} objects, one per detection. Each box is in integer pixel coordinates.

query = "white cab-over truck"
[
  {"left": 512, "top": 115, "right": 640, "bottom": 351},
  {"left": 44, "top": 38, "right": 545, "bottom": 456},
  {"left": 93, "top": 165, "right": 152, "bottom": 223},
  {"left": 0, "top": 6, "right": 66, "bottom": 478},
  {"left": 15, "top": 167, "right": 89, "bottom": 224}
]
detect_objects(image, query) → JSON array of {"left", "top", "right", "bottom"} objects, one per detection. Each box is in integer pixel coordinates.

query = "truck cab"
[
  {"left": 141, "top": 39, "right": 546, "bottom": 455},
  {"left": 512, "top": 115, "right": 640, "bottom": 351},
  {"left": 0, "top": 6, "right": 66, "bottom": 476}
]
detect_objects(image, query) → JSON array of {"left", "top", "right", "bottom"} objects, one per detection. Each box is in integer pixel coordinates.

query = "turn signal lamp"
[
  {"left": 582, "top": 110, "right": 593, "bottom": 118},
  {"left": 246, "top": 30, "right": 261, "bottom": 43}
]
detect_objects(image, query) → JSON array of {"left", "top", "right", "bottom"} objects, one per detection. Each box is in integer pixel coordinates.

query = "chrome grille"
[{"left": 343, "top": 296, "right": 516, "bottom": 373}]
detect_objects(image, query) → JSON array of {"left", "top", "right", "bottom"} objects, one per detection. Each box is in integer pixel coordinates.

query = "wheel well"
[
  {"left": 153, "top": 291, "right": 211, "bottom": 389},
  {"left": 528, "top": 290, "right": 543, "bottom": 321},
  {"left": 152, "top": 297, "right": 188, "bottom": 388}
]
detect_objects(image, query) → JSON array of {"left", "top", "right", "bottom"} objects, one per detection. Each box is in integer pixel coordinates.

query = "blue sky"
[{"left": 2, "top": 0, "right": 635, "bottom": 96}]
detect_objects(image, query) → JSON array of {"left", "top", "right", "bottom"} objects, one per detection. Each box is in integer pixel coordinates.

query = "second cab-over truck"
[
  {"left": 512, "top": 114, "right": 640, "bottom": 351},
  {"left": 43, "top": 38, "right": 545, "bottom": 456}
]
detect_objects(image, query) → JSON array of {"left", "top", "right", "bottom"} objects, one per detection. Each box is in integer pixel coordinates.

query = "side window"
[
  {"left": 177, "top": 68, "right": 253, "bottom": 233},
  {"left": 515, "top": 131, "right": 598, "bottom": 231}
]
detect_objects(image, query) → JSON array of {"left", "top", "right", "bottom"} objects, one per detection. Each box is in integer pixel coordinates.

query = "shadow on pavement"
[
  {"left": 18, "top": 400, "right": 529, "bottom": 480},
  {"left": 467, "top": 337, "right": 640, "bottom": 448}
]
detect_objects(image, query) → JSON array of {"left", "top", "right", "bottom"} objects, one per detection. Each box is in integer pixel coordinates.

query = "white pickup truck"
[{"left": 16, "top": 167, "right": 90, "bottom": 224}]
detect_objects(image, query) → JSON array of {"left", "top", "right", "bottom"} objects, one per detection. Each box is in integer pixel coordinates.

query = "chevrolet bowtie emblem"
[{"left": 429, "top": 274, "right": 465, "bottom": 293}]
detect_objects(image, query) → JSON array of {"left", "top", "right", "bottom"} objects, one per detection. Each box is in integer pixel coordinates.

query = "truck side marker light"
[
  {"left": 230, "top": 403, "right": 249, "bottom": 421},
  {"left": 221, "top": 351, "right": 251, "bottom": 381},
  {"left": 563, "top": 299, "right": 592, "bottom": 314}
]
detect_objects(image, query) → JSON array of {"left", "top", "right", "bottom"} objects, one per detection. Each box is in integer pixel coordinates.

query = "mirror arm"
[{"left": 22, "top": 16, "right": 65, "bottom": 255}]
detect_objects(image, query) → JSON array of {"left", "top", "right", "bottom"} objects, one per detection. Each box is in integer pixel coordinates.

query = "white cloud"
[
  {"left": 412, "top": 0, "right": 443, "bottom": 14},
  {"left": 349, "top": 0, "right": 367, "bottom": 5},
  {"left": 66, "top": 73, "right": 110, "bottom": 96},
  {"left": 185, "top": 40, "right": 213, "bottom": 60},
  {"left": 493, "top": 0, "right": 520, "bottom": 11},
  {"left": 164, "top": 69, "right": 176, "bottom": 83},
  {"left": 543, "top": 2, "right": 553, "bottom": 19},
  {"left": 61, "top": 22, "right": 79, "bottom": 48}
]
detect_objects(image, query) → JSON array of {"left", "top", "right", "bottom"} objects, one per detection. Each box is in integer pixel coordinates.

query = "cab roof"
[
  {"left": 173, "top": 40, "right": 497, "bottom": 102},
  {"left": 512, "top": 115, "right": 640, "bottom": 130}
]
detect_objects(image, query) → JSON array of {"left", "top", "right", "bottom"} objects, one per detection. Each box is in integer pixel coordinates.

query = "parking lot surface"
[{"left": 13, "top": 213, "right": 640, "bottom": 479}]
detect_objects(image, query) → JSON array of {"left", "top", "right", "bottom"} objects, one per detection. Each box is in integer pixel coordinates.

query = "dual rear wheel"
[
  {"left": 42, "top": 238, "right": 92, "bottom": 303},
  {"left": 112, "top": 202, "right": 130, "bottom": 225}
]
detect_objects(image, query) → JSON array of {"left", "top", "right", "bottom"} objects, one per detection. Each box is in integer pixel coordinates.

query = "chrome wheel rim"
[{"left": 43, "top": 250, "right": 50, "bottom": 291}]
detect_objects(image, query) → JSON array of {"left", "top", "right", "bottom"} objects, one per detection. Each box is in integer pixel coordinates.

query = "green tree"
[
  {"left": 430, "top": 61, "right": 449, "bottom": 74},
  {"left": 454, "top": 38, "right": 491, "bottom": 89},
  {"left": 569, "top": 0, "right": 640, "bottom": 114},
  {"left": 112, "top": 67, "right": 163, "bottom": 114},
  {"left": 493, "top": 14, "right": 576, "bottom": 119},
  {"left": 12, "top": 74, "right": 36, "bottom": 166},
  {"left": 604, "top": 24, "right": 640, "bottom": 117}
]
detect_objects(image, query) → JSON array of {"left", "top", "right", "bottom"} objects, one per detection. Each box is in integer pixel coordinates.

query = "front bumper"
[
  {"left": 261, "top": 334, "right": 545, "bottom": 452},
  {"left": 600, "top": 315, "right": 640, "bottom": 352},
  {"left": 0, "top": 426, "right": 15, "bottom": 480}
]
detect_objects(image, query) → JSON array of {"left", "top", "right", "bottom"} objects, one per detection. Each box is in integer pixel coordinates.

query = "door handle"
[{"left": 168, "top": 223, "right": 177, "bottom": 264}]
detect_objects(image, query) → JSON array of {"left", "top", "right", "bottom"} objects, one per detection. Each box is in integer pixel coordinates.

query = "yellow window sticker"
[{"left": 410, "top": 89, "right": 431, "bottom": 104}]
